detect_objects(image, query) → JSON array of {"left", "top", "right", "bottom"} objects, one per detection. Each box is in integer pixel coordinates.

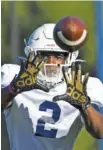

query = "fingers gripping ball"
[{"left": 53, "top": 16, "right": 88, "bottom": 52}]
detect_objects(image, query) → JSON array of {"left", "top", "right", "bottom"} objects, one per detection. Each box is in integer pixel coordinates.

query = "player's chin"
[{"left": 46, "top": 66, "right": 59, "bottom": 72}]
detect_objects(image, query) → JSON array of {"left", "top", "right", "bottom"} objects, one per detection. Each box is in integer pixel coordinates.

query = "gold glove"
[
  {"left": 9, "top": 52, "right": 49, "bottom": 95},
  {"left": 53, "top": 62, "right": 91, "bottom": 111}
]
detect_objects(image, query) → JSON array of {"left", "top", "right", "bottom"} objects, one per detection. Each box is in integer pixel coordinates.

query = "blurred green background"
[{"left": 1, "top": 1, "right": 98, "bottom": 150}]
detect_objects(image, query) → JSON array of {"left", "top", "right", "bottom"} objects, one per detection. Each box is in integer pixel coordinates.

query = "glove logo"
[
  {"left": 16, "top": 76, "right": 35, "bottom": 87},
  {"left": 72, "top": 91, "right": 81, "bottom": 100},
  {"left": 67, "top": 85, "right": 86, "bottom": 103},
  {"left": 67, "top": 86, "right": 75, "bottom": 96},
  {"left": 80, "top": 95, "right": 86, "bottom": 103},
  {"left": 25, "top": 76, "right": 35, "bottom": 85}
]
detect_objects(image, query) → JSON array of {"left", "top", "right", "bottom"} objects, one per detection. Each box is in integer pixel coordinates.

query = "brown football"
[{"left": 53, "top": 16, "right": 88, "bottom": 52}]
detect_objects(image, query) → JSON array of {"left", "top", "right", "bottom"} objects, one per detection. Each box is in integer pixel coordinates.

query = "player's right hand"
[
  {"left": 53, "top": 62, "right": 91, "bottom": 111},
  {"left": 9, "top": 52, "right": 49, "bottom": 95}
]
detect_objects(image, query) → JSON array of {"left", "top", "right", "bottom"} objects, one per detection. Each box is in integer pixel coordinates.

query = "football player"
[{"left": 1, "top": 23, "right": 103, "bottom": 150}]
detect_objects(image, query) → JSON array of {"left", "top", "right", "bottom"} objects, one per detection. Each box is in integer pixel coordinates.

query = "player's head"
[{"left": 24, "top": 23, "right": 79, "bottom": 87}]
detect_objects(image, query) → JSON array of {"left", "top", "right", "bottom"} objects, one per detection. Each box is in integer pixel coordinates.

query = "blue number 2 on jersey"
[{"left": 35, "top": 101, "right": 61, "bottom": 138}]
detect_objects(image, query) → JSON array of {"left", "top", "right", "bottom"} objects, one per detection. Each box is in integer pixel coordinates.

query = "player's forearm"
[
  {"left": 1, "top": 86, "right": 16, "bottom": 110},
  {"left": 81, "top": 105, "right": 103, "bottom": 139}
]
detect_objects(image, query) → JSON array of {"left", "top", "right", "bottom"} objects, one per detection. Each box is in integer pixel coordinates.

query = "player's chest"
[
  {"left": 14, "top": 88, "right": 77, "bottom": 122},
  {"left": 13, "top": 89, "right": 79, "bottom": 138}
]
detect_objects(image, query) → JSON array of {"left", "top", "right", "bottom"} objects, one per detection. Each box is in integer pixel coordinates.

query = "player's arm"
[
  {"left": 1, "top": 86, "right": 16, "bottom": 110},
  {"left": 1, "top": 52, "right": 49, "bottom": 110},
  {"left": 53, "top": 62, "right": 103, "bottom": 139},
  {"left": 81, "top": 105, "right": 103, "bottom": 139}
]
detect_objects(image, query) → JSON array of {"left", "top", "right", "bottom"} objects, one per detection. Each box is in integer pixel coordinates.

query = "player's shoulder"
[
  {"left": 1, "top": 64, "right": 20, "bottom": 87},
  {"left": 87, "top": 76, "right": 103, "bottom": 88},
  {"left": 1, "top": 63, "right": 20, "bottom": 69},
  {"left": 1, "top": 64, "right": 20, "bottom": 74},
  {"left": 86, "top": 76, "right": 103, "bottom": 107},
  {"left": 87, "top": 76, "right": 103, "bottom": 94}
]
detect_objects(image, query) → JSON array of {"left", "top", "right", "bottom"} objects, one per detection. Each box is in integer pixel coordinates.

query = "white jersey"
[{"left": 1, "top": 64, "right": 103, "bottom": 150}]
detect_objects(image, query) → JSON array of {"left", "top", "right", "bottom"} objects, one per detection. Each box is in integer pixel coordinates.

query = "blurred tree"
[
  {"left": 1, "top": 1, "right": 50, "bottom": 64},
  {"left": 10, "top": 1, "right": 20, "bottom": 63}
]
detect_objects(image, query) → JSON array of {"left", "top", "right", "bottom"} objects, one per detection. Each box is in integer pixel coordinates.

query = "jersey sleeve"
[
  {"left": 80, "top": 77, "right": 103, "bottom": 124},
  {"left": 1, "top": 64, "right": 20, "bottom": 88},
  {"left": 87, "top": 77, "right": 103, "bottom": 109},
  {"left": 1, "top": 64, "right": 20, "bottom": 112}
]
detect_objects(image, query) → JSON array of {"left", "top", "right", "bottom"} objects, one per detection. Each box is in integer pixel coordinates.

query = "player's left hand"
[{"left": 53, "top": 62, "right": 91, "bottom": 111}]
